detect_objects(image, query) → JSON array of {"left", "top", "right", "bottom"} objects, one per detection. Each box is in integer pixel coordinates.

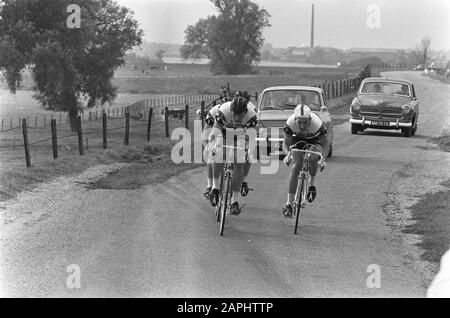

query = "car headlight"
[
  {"left": 401, "top": 105, "right": 412, "bottom": 115},
  {"left": 351, "top": 98, "right": 361, "bottom": 112}
]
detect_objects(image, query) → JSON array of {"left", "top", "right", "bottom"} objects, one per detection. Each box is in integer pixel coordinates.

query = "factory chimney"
[{"left": 310, "top": 4, "right": 315, "bottom": 48}]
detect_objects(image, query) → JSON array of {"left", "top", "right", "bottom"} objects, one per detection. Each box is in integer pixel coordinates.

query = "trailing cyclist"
[
  {"left": 281, "top": 104, "right": 328, "bottom": 218},
  {"left": 208, "top": 91, "right": 258, "bottom": 215}
]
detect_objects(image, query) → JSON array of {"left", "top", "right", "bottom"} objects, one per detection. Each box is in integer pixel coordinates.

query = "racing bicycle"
[
  {"left": 285, "top": 140, "right": 324, "bottom": 234},
  {"left": 213, "top": 123, "right": 250, "bottom": 235}
]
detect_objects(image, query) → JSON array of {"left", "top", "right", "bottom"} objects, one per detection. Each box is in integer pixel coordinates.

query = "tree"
[
  {"left": 180, "top": 18, "right": 212, "bottom": 62},
  {"left": 155, "top": 49, "right": 165, "bottom": 61},
  {"left": 0, "top": 0, "right": 143, "bottom": 131},
  {"left": 180, "top": 0, "right": 270, "bottom": 74},
  {"left": 415, "top": 37, "right": 431, "bottom": 68}
]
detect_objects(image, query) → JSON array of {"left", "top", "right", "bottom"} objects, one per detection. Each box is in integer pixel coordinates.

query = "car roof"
[
  {"left": 261, "top": 86, "right": 324, "bottom": 93},
  {"left": 361, "top": 77, "right": 413, "bottom": 85}
]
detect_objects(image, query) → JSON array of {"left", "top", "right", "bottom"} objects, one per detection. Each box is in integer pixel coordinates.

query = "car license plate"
[{"left": 371, "top": 121, "right": 389, "bottom": 127}]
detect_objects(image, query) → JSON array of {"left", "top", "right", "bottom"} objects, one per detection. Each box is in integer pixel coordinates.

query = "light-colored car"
[
  {"left": 349, "top": 77, "right": 419, "bottom": 137},
  {"left": 256, "top": 86, "right": 334, "bottom": 157}
]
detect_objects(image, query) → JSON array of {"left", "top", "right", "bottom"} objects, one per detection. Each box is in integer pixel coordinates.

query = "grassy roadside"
[
  {"left": 423, "top": 72, "right": 450, "bottom": 85},
  {"left": 403, "top": 180, "right": 450, "bottom": 264},
  {"left": 0, "top": 136, "right": 200, "bottom": 203},
  {"left": 403, "top": 134, "right": 450, "bottom": 265}
]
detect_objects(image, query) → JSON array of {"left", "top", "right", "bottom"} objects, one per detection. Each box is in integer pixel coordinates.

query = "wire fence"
[{"left": 0, "top": 92, "right": 219, "bottom": 132}]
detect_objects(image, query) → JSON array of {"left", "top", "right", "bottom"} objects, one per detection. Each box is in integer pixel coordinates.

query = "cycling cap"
[{"left": 294, "top": 104, "right": 312, "bottom": 118}]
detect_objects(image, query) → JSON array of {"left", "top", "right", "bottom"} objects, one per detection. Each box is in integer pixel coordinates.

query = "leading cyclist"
[
  {"left": 209, "top": 91, "right": 258, "bottom": 215},
  {"left": 281, "top": 104, "right": 328, "bottom": 218}
]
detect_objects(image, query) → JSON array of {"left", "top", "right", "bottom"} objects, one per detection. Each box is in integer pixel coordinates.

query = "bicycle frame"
[
  {"left": 286, "top": 141, "right": 323, "bottom": 234},
  {"left": 214, "top": 142, "right": 247, "bottom": 236}
]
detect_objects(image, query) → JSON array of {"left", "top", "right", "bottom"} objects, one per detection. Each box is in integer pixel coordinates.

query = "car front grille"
[{"left": 360, "top": 106, "right": 403, "bottom": 119}]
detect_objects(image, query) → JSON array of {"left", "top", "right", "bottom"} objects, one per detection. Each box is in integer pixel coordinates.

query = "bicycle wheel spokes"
[{"left": 294, "top": 174, "right": 306, "bottom": 235}]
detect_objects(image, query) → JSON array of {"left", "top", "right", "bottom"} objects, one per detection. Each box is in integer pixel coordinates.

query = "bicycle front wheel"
[
  {"left": 294, "top": 174, "right": 307, "bottom": 234},
  {"left": 215, "top": 171, "right": 224, "bottom": 222},
  {"left": 219, "top": 172, "right": 231, "bottom": 236}
]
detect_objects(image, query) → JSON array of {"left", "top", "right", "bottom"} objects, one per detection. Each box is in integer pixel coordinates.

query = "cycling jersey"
[
  {"left": 214, "top": 101, "right": 258, "bottom": 130},
  {"left": 204, "top": 104, "right": 221, "bottom": 128},
  {"left": 283, "top": 112, "right": 327, "bottom": 148}
]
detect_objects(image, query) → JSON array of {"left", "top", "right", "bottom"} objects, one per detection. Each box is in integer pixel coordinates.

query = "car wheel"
[
  {"left": 412, "top": 120, "right": 417, "bottom": 136},
  {"left": 351, "top": 124, "right": 360, "bottom": 135},
  {"left": 327, "top": 143, "right": 333, "bottom": 158},
  {"left": 402, "top": 126, "right": 412, "bottom": 137}
]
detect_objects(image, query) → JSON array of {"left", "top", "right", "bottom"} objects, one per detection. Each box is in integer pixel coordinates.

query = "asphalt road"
[{"left": 1, "top": 71, "right": 449, "bottom": 297}]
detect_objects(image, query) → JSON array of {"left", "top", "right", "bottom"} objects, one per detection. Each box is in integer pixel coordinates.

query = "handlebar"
[
  {"left": 218, "top": 144, "right": 247, "bottom": 151},
  {"left": 290, "top": 148, "right": 322, "bottom": 156},
  {"left": 286, "top": 140, "right": 324, "bottom": 169},
  {"left": 224, "top": 122, "right": 249, "bottom": 129}
]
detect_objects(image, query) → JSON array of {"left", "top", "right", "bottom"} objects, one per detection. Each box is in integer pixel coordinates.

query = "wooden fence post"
[
  {"left": 51, "top": 119, "right": 58, "bottom": 159},
  {"left": 77, "top": 115, "right": 84, "bottom": 156},
  {"left": 102, "top": 112, "right": 107, "bottom": 149},
  {"left": 147, "top": 107, "right": 153, "bottom": 142},
  {"left": 22, "top": 119, "right": 31, "bottom": 167},
  {"left": 124, "top": 112, "right": 130, "bottom": 145},
  {"left": 164, "top": 106, "right": 169, "bottom": 138},
  {"left": 200, "top": 101, "right": 205, "bottom": 130},
  {"left": 185, "top": 104, "right": 189, "bottom": 129}
]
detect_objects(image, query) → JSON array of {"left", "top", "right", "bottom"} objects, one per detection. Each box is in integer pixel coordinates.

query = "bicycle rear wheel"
[
  {"left": 294, "top": 174, "right": 307, "bottom": 234},
  {"left": 219, "top": 172, "right": 231, "bottom": 235}
]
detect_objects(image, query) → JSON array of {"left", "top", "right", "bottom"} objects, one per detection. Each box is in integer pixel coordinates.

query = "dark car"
[{"left": 349, "top": 78, "right": 419, "bottom": 137}]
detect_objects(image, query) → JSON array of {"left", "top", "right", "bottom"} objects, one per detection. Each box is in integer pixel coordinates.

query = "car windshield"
[
  {"left": 360, "top": 82, "right": 410, "bottom": 97},
  {"left": 260, "top": 90, "right": 321, "bottom": 111}
]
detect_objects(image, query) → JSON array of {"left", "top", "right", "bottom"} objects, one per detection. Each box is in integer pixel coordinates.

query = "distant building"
[
  {"left": 291, "top": 47, "right": 313, "bottom": 57},
  {"left": 347, "top": 48, "right": 401, "bottom": 54}
]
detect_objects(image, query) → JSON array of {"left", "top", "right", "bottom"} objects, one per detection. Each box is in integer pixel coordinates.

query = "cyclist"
[
  {"left": 208, "top": 91, "right": 258, "bottom": 215},
  {"left": 281, "top": 104, "right": 327, "bottom": 218}
]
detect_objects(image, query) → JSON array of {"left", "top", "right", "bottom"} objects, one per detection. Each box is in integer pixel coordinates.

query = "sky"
[{"left": 115, "top": 0, "right": 450, "bottom": 51}]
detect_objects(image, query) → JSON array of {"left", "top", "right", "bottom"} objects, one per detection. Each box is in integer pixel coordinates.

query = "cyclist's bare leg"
[
  {"left": 308, "top": 155, "right": 319, "bottom": 187},
  {"left": 212, "top": 162, "right": 224, "bottom": 190},
  {"left": 243, "top": 161, "right": 251, "bottom": 178},
  {"left": 308, "top": 143, "right": 323, "bottom": 187},
  {"left": 287, "top": 151, "right": 303, "bottom": 204},
  {"left": 231, "top": 163, "right": 244, "bottom": 202},
  {"left": 207, "top": 163, "right": 213, "bottom": 187}
]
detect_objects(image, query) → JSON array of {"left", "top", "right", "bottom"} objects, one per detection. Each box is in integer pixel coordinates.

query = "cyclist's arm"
[
  {"left": 282, "top": 124, "right": 295, "bottom": 154},
  {"left": 245, "top": 115, "right": 258, "bottom": 129},
  {"left": 204, "top": 110, "right": 215, "bottom": 127}
]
